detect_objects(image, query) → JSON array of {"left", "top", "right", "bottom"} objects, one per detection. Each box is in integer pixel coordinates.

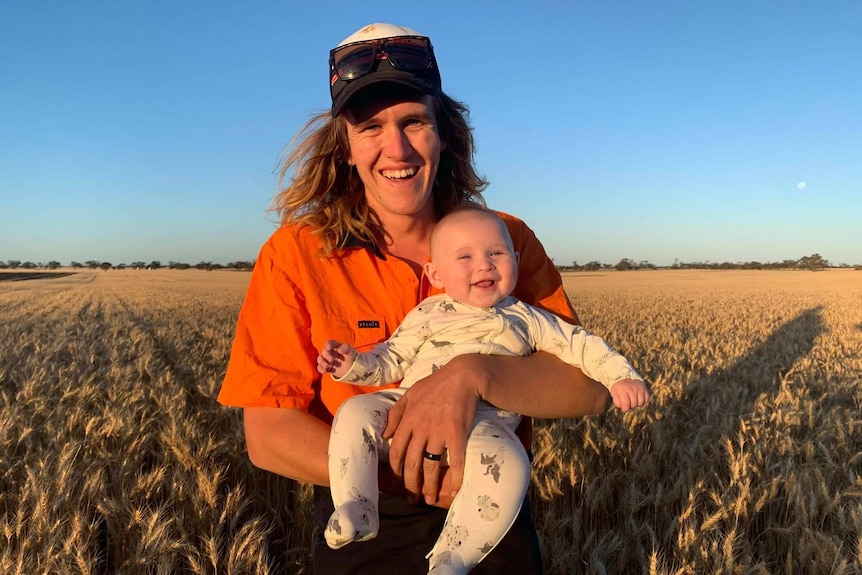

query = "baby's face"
[{"left": 425, "top": 211, "right": 518, "bottom": 308}]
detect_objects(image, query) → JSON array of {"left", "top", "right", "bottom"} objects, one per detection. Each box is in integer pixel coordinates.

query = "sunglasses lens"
[
  {"left": 333, "top": 43, "right": 377, "bottom": 80},
  {"left": 332, "top": 37, "right": 432, "bottom": 82},
  {"left": 383, "top": 37, "right": 430, "bottom": 71}
]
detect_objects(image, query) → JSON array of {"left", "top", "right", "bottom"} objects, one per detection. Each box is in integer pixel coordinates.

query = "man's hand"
[
  {"left": 609, "top": 378, "right": 649, "bottom": 413},
  {"left": 382, "top": 355, "right": 484, "bottom": 506},
  {"left": 316, "top": 340, "right": 358, "bottom": 379}
]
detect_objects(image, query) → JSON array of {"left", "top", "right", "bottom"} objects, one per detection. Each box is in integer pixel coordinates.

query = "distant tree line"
[
  {"left": 557, "top": 254, "right": 860, "bottom": 272},
  {"left": 3, "top": 254, "right": 859, "bottom": 273},
  {"left": 0, "top": 260, "right": 255, "bottom": 271}
]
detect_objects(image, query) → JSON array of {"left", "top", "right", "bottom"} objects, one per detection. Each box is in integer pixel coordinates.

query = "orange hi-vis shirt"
[{"left": 217, "top": 211, "right": 579, "bottom": 426}]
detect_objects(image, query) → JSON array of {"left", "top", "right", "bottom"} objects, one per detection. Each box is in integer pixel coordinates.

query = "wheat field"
[{"left": 1, "top": 269, "right": 860, "bottom": 574}]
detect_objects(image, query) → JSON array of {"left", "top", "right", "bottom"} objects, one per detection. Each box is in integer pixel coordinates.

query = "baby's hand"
[
  {"left": 609, "top": 378, "right": 649, "bottom": 413},
  {"left": 316, "top": 340, "right": 358, "bottom": 378}
]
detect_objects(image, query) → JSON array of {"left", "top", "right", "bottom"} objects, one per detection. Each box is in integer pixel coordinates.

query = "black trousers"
[{"left": 311, "top": 487, "right": 544, "bottom": 574}]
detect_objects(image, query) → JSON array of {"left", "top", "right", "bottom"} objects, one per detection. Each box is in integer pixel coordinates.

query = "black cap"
[{"left": 330, "top": 23, "right": 441, "bottom": 117}]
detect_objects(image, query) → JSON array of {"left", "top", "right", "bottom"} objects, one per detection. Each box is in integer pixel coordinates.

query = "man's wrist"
[{"left": 456, "top": 353, "right": 493, "bottom": 401}]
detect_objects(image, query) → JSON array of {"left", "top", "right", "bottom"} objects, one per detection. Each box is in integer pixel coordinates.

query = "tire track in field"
[
  {"left": 0, "top": 284, "right": 122, "bottom": 575},
  {"left": 109, "top": 295, "right": 216, "bottom": 418},
  {"left": 0, "top": 285, "right": 107, "bottom": 407},
  {"left": 104, "top": 285, "right": 298, "bottom": 572},
  {"left": 61, "top": 290, "right": 188, "bottom": 573},
  {"left": 0, "top": 271, "right": 78, "bottom": 282}
]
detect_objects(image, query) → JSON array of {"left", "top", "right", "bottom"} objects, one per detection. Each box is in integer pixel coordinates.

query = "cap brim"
[{"left": 331, "top": 69, "right": 438, "bottom": 117}]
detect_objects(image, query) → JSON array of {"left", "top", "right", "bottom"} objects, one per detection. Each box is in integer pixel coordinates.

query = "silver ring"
[{"left": 423, "top": 451, "right": 443, "bottom": 462}]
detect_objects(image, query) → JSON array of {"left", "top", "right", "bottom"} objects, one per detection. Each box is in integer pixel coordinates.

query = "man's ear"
[{"left": 424, "top": 261, "right": 445, "bottom": 289}]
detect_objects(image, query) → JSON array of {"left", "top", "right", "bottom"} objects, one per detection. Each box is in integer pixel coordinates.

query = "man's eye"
[{"left": 405, "top": 118, "right": 428, "bottom": 128}]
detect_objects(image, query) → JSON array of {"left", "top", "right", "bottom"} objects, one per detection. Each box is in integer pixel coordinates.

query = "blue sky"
[{"left": 2, "top": 1, "right": 860, "bottom": 267}]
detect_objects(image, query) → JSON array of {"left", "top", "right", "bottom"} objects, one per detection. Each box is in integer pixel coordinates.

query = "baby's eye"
[{"left": 457, "top": 254, "right": 471, "bottom": 260}]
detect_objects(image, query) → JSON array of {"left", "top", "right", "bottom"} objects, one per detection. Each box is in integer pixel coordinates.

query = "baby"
[{"left": 317, "top": 205, "right": 649, "bottom": 574}]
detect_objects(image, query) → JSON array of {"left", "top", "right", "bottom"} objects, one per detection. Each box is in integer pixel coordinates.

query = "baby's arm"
[
  {"left": 316, "top": 340, "right": 358, "bottom": 379},
  {"left": 609, "top": 378, "right": 649, "bottom": 413},
  {"left": 527, "top": 305, "right": 648, "bottom": 411},
  {"left": 315, "top": 305, "right": 429, "bottom": 386}
]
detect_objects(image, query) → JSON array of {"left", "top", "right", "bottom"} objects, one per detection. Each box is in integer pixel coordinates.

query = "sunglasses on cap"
[{"left": 329, "top": 35, "right": 437, "bottom": 84}]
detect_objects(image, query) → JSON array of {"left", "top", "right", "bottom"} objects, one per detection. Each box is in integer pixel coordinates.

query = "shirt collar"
[{"left": 341, "top": 233, "right": 386, "bottom": 259}]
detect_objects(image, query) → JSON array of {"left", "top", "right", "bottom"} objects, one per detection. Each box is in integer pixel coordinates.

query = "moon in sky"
[{"left": 797, "top": 181, "right": 807, "bottom": 189}]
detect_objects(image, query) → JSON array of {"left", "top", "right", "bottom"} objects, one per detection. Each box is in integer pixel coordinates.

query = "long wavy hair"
[{"left": 272, "top": 91, "right": 488, "bottom": 254}]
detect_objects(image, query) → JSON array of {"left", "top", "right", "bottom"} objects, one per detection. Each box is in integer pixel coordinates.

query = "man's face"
[{"left": 344, "top": 94, "right": 442, "bottom": 227}]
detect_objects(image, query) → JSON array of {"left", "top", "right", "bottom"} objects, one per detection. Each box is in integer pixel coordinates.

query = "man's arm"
[
  {"left": 243, "top": 405, "right": 460, "bottom": 508},
  {"left": 243, "top": 407, "right": 331, "bottom": 485},
  {"left": 383, "top": 352, "right": 609, "bottom": 505},
  {"left": 475, "top": 352, "right": 610, "bottom": 417}
]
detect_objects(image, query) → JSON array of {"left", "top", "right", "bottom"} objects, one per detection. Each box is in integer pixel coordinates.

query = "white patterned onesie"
[{"left": 326, "top": 294, "right": 642, "bottom": 573}]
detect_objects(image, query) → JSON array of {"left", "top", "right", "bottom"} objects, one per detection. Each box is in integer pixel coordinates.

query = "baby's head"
[{"left": 424, "top": 205, "right": 519, "bottom": 308}]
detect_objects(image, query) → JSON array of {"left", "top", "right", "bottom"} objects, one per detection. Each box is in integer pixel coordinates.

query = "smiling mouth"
[
  {"left": 474, "top": 280, "right": 495, "bottom": 288},
  {"left": 381, "top": 167, "right": 417, "bottom": 180}
]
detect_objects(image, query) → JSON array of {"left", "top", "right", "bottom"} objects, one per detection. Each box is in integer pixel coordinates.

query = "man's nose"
[{"left": 382, "top": 127, "right": 411, "bottom": 159}]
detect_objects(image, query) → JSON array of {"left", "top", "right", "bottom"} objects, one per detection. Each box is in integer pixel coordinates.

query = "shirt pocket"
[{"left": 316, "top": 315, "right": 388, "bottom": 353}]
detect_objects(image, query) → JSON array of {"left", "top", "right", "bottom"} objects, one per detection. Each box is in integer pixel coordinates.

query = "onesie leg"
[
  {"left": 324, "top": 390, "right": 401, "bottom": 549},
  {"left": 325, "top": 495, "right": 379, "bottom": 549},
  {"left": 426, "top": 410, "right": 530, "bottom": 573},
  {"left": 427, "top": 549, "right": 468, "bottom": 575}
]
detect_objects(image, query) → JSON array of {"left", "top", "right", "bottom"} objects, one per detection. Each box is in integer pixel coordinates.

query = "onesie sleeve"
[
  {"left": 527, "top": 306, "right": 643, "bottom": 391},
  {"left": 335, "top": 305, "right": 430, "bottom": 386}
]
